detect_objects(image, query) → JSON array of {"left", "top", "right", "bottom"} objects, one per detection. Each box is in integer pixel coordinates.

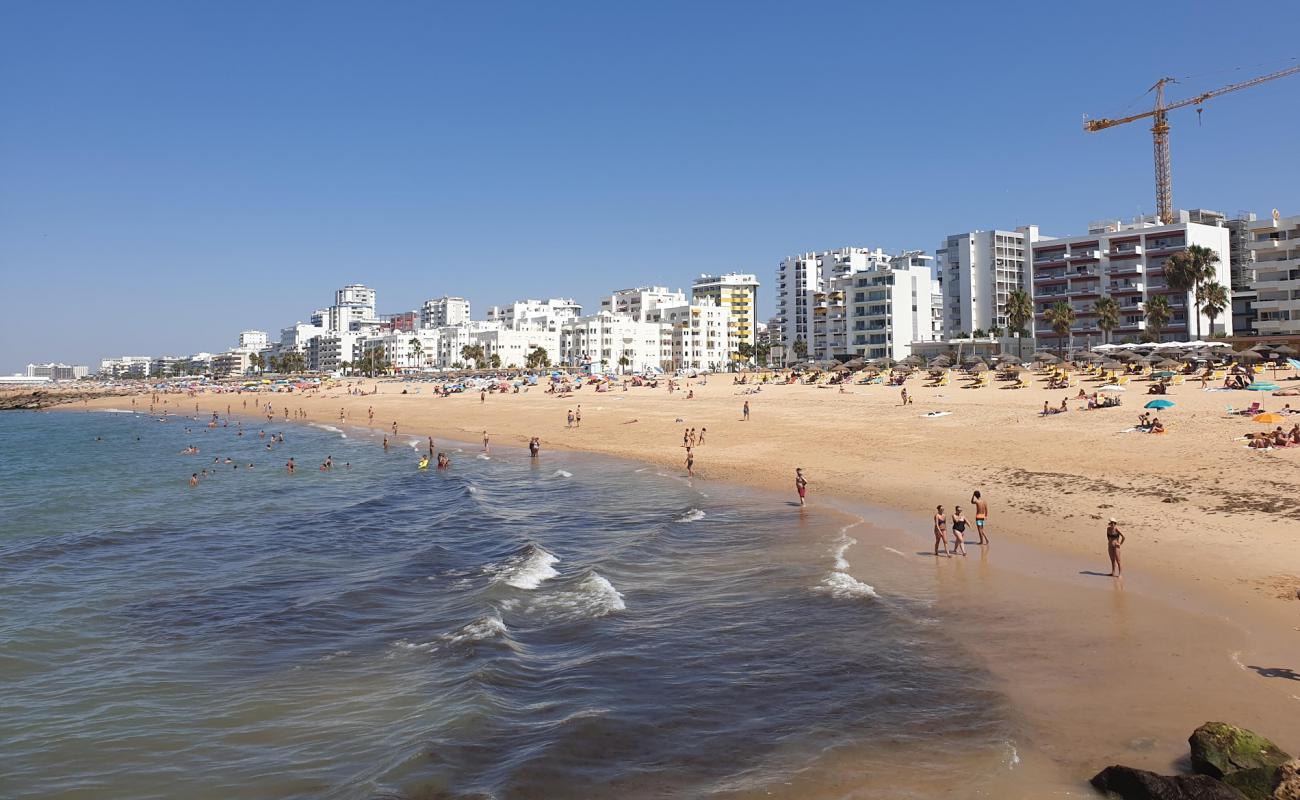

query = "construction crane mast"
[{"left": 1083, "top": 63, "right": 1300, "bottom": 225}]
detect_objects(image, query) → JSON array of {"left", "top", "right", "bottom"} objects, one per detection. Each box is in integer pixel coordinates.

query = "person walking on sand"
[
  {"left": 685, "top": 447, "right": 695, "bottom": 477},
  {"left": 933, "top": 505, "right": 950, "bottom": 557},
  {"left": 795, "top": 468, "right": 808, "bottom": 507},
  {"left": 575, "top": 405, "right": 582, "bottom": 427},
  {"left": 971, "top": 490, "right": 989, "bottom": 545},
  {"left": 368, "top": 406, "right": 374, "bottom": 425},
  {"left": 392, "top": 421, "right": 398, "bottom": 435},
  {"left": 950, "top": 507, "right": 969, "bottom": 556},
  {"left": 742, "top": 400, "right": 750, "bottom": 421},
  {"left": 480, "top": 389, "right": 486, "bottom": 404},
  {"left": 699, "top": 427, "right": 706, "bottom": 446},
  {"left": 567, "top": 409, "right": 574, "bottom": 429},
  {"left": 1106, "top": 518, "right": 1125, "bottom": 577}
]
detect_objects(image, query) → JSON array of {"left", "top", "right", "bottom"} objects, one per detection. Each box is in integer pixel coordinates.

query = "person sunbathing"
[
  {"left": 1137, "top": 412, "right": 1151, "bottom": 429},
  {"left": 1149, "top": 418, "right": 1165, "bottom": 434},
  {"left": 1290, "top": 424, "right": 1300, "bottom": 444},
  {"left": 1248, "top": 433, "right": 1272, "bottom": 449},
  {"left": 1272, "top": 427, "right": 1293, "bottom": 447}
]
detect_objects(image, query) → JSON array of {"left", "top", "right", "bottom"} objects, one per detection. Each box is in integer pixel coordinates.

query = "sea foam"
[
  {"left": 491, "top": 545, "right": 560, "bottom": 590},
  {"left": 816, "top": 571, "right": 878, "bottom": 599}
]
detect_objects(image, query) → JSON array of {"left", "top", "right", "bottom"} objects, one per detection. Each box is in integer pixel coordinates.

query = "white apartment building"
[
  {"left": 238, "top": 330, "right": 268, "bottom": 349},
  {"left": 280, "top": 322, "right": 328, "bottom": 356},
  {"left": 420, "top": 296, "right": 471, "bottom": 329},
  {"left": 835, "top": 251, "right": 941, "bottom": 361},
  {"left": 98, "top": 356, "right": 151, "bottom": 378},
  {"left": 692, "top": 273, "right": 760, "bottom": 349},
  {"left": 657, "top": 301, "right": 735, "bottom": 372},
  {"left": 329, "top": 284, "right": 378, "bottom": 332},
  {"left": 311, "top": 332, "right": 362, "bottom": 374},
  {"left": 776, "top": 248, "right": 891, "bottom": 363},
  {"left": 1246, "top": 211, "right": 1300, "bottom": 336},
  {"left": 486, "top": 298, "right": 582, "bottom": 331},
  {"left": 600, "top": 286, "right": 687, "bottom": 322},
  {"left": 471, "top": 326, "right": 561, "bottom": 369},
  {"left": 936, "top": 227, "right": 1041, "bottom": 337},
  {"left": 1030, "top": 219, "right": 1233, "bottom": 346},
  {"left": 560, "top": 312, "right": 669, "bottom": 373},
  {"left": 25, "top": 363, "right": 89, "bottom": 380},
  {"left": 358, "top": 330, "right": 441, "bottom": 372},
  {"left": 211, "top": 350, "right": 252, "bottom": 378}
]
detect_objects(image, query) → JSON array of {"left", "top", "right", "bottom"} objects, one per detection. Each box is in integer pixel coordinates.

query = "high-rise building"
[
  {"left": 486, "top": 298, "right": 583, "bottom": 330},
  {"left": 560, "top": 312, "right": 669, "bottom": 374},
  {"left": 238, "top": 330, "right": 268, "bottom": 349},
  {"left": 832, "top": 251, "right": 941, "bottom": 361},
  {"left": 25, "top": 363, "right": 89, "bottom": 380},
  {"left": 656, "top": 301, "right": 735, "bottom": 372},
  {"left": 936, "top": 227, "right": 1040, "bottom": 337},
  {"left": 692, "top": 273, "right": 760, "bottom": 351},
  {"left": 1245, "top": 211, "right": 1300, "bottom": 336},
  {"left": 776, "top": 248, "right": 890, "bottom": 363},
  {"left": 1029, "top": 217, "right": 1232, "bottom": 346},
  {"left": 419, "top": 296, "right": 471, "bottom": 329},
  {"left": 329, "top": 284, "right": 378, "bottom": 332}
]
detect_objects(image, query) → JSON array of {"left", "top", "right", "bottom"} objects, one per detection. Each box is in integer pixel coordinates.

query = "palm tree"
[
  {"left": 1188, "top": 244, "right": 1221, "bottom": 340},
  {"left": 1005, "top": 289, "right": 1033, "bottom": 337},
  {"left": 1166, "top": 245, "right": 1220, "bottom": 340},
  {"left": 1043, "top": 300, "right": 1076, "bottom": 356},
  {"left": 489, "top": 353, "right": 501, "bottom": 370},
  {"left": 1199, "top": 281, "right": 1229, "bottom": 337},
  {"left": 1094, "top": 297, "right": 1120, "bottom": 345},
  {"left": 409, "top": 338, "right": 423, "bottom": 371},
  {"left": 617, "top": 355, "right": 631, "bottom": 373},
  {"left": 792, "top": 338, "right": 808, "bottom": 361},
  {"left": 1144, "top": 295, "right": 1171, "bottom": 341},
  {"left": 755, "top": 340, "right": 771, "bottom": 368},
  {"left": 525, "top": 347, "right": 549, "bottom": 369}
]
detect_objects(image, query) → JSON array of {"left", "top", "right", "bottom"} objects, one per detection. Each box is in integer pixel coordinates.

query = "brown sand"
[{"left": 62, "top": 373, "right": 1300, "bottom": 793}]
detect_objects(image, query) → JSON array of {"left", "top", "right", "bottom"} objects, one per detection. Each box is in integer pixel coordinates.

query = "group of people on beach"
[{"left": 931, "top": 492, "right": 991, "bottom": 557}]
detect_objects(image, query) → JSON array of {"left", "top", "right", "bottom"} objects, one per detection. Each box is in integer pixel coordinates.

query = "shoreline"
[{"left": 49, "top": 390, "right": 1300, "bottom": 793}]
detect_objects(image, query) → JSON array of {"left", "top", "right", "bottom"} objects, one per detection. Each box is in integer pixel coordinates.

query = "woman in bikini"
[
  {"left": 1106, "top": 519, "right": 1125, "bottom": 577},
  {"left": 933, "top": 505, "right": 950, "bottom": 558}
]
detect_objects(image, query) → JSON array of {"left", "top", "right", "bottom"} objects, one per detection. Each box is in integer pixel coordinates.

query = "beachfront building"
[
  {"left": 419, "top": 296, "right": 471, "bottom": 329},
  {"left": 97, "top": 356, "right": 151, "bottom": 378},
  {"left": 600, "top": 286, "right": 687, "bottom": 322},
  {"left": 470, "top": 325, "right": 562, "bottom": 370},
  {"left": 1029, "top": 217, "right": 1233, "bottom": 347},
  {"left": 936, "top": 227, "right": 1042, "bottom": 338},
  {"left": 24, "top": 363, "right": 89, "bottom": 380},
  {"left": 560, "top": 312, "right": 669, "bottom": 374},
  {"left": 378, "top": 311, "right": 419, "bottom": 333},
  {"left": 837, "top": 251, "right": 942, "bottom": 361},
  {"left": 328, "top": 284, "right": 379, "bottom": 332},
  {"left": 1245, "top": 211, "right": 1300, "bottom": 336},
  {"left": 692, "top": 273, "right": 759, "bottom": 352},
  {"left": 210, "top": 350, "right": 252, "bottom": 378},
  {"left": 310, "top": 332, "right": 362, "bottom": 374},
  {"left": 486, "top": 298, "right": 582, "bottom": 331},
  {"left": 357, "top": 329, "right": 441, "bottom": 372},
  {"left": 279, "top": 322, "right": 328, "bottom": 358},
  {"left": 238, "top": 330, "right": 268, "bottom": 350},
  {"left": 777, "top": 248, "right": 891, "bottom": 364},
  {"left": 656, "top": 301, "right": 735, "bottom": 372}
]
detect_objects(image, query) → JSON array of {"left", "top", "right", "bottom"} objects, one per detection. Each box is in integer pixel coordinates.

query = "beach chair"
[
  {"left": 1237, "top": 401, "right": 1262, "bottom": 416},
  {"left": 1117, "top": 375, "right": 1130, "bottom": 386},
  {"left": 1170, "top": 375, "right": 1184, "bottom": 386}
]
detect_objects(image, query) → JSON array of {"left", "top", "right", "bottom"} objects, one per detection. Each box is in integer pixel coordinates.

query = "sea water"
[{"left": 0, "top": 410, "right": 1017, "bottom": 799}]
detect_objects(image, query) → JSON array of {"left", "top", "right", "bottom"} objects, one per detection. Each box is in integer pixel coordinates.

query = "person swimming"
[{"left": 418, "top": 455, "right": 430, "bottom": 469}]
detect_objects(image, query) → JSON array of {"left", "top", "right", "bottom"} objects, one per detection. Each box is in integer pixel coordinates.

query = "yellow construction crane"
[{"left": 1083, "top": 63, "right": 1300, "bottom": 225}]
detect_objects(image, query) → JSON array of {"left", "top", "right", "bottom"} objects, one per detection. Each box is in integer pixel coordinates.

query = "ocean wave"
[
  {"left": 101, "top": 408, "right": 136, "bottom": 414},
  {"left": 442, "top": 613, "right": 508, "bottom": 644},
  {"left": 310, "top": 423, "right": 345, "bottom": 437},
  {"left": 816, "top": 571, "right": 878, "bottom": 599},
  {"left": 477, "top": 454, "right": 491, "bottom": 460},
  {"left": 678, "top": 508, "right": 706, "bottom": 522},
  {"left": 523, "top": 572, "right": 626, "bottom": 619},
  {"left": 832, "top": 536, "right": 856, "bottom": 570},
  {"left": 488, "top": 545, "right": 560, "bottom": 590},
  {"left": 551, "top": 470, "right": 573, "bottom": 478}
]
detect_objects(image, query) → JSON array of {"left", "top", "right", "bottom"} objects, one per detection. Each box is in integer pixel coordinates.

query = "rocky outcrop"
[
  {"left": 1091, "top": 765, "right": 1247, "bottom": 799},
  {"left": 1189, "top": 722, "right": 1293, "bottom": 800},
  {"left": 1271, "top": 760, "right": 1300, "bottom": 800},
  {"left": 0, "top": 389, "right": 132, "bottom": 410}
]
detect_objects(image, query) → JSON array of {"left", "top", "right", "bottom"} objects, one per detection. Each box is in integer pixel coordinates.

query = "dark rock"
[
  {"left": 1189, "top": 722, "right": 1292, "bottom": 800},
  {"left": 1273, "top": 759, "right": 1300, "bottom": 800},
  {"left": 1091, "top": 765, "right": 1247, "bottom": 799}
]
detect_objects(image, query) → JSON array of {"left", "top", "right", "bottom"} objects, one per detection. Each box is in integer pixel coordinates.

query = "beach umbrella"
[
  {"left": 1154, "top": 358, "right": 1182, "bottom": 369},
  {"left": 893, "top": 364, "right": 914, "bottom": 373},
  {"left": 1245, "top": 381, "right": 1280, "bottom": 391},
  {"left": 1144, "top": 399, "right": 1175, "bottom": 409},
  {"left": 996, "top": 354, "right": 1022, "bottom": 364},
  {"left": 1272, "top": 344, "right": 1297, "bottom": 356},
  {"left": 1112, "top": 350, "right": 1140, "bottom": 361},
  {"left": 1253, "top": 412, "right": 1286, "bottom": 424},
  {"left": 900, "top": 355, "right": 924, "bottom": 366},
  {"left": 1033, "top": 352, "right": 1058, "bottom": 363},
  {"left": 969, "top": 362, "right": 989, "bottom": 373},
  {"left": 873, "top": 357, "right": 896, "bottom": 367}
]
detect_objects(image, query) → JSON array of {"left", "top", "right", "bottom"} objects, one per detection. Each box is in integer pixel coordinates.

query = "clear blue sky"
[{"left": 2, "top": 1, "right": 1297, "bottom": 371}]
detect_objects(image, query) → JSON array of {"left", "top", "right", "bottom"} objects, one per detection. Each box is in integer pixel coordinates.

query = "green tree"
[
  {"left": 1166, "top": 245, "right": 1219, "bottom": 340},
  {"left": 1199, "top": 281, "right": 1228, "bottom": 337},
  {"left": 755, "top": 340, "right": 771, "bottom": 367},
  {"left": 489, "top": 353, "right": 501, "bottom": 370},
  {"left": 1043, "top": 300, "right": 1076, "bottom": 356},
  {"left": 792, "top": 338, "right": 808, "bottom": 360},
  {"left": 1094, "top": 296, "right": 1120, "bottom": 345},
  {"left": 340, "top": 360, "right": 350, "bottom": 376},
  {"left": 248, "top": 352, "right": 264, "bottom": 374},
  {"left": 409, "top": 338, "right": 423, "bottom": 371},
  {"left": 972, "top": 328, "right": 987, "bottom": 339},
  {"left": 1005, "top": 289, "right": 1034, "bottom": 337},
  {"left": 988, "top": 325, "right": 1003, "bottom": 338},
  {"left": 736, "top": 341, "right": 754, "bottom": 364},
  {"left": 460, "top": 344, "right": 486, "bottom": 369},
  {"left": 525, "top": 347, "right": 550, "bottom": 369},
  {"left": 1144, "top": 295, "right": 1171, "bottom": 341},
  {"left": 618, "top": 355, "right": 631, "bottom": 373}
]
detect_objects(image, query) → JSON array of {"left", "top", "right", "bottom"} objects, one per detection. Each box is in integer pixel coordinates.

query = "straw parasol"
[
  {"left": 1236, "top": 349, "right": 1265, "bottom": 362},
  {"left": 873, "top": 357, "right": 896, "bottom": 368},
  {"left": 968, "top": 362, "right": 990, "bottom": 373},
  {"left": 1033, "top": 351, "right": 1058, "bottom": 363},
  {"left": 996, "top": 354, "right": 1022, "bottom": 364}
]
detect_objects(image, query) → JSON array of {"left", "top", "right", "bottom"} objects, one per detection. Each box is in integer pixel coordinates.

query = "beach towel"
[{"left": 920, "top": 411, "right": 952, "bottom": 418}]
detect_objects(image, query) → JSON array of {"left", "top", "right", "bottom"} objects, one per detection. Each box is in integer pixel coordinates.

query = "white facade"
[
  {"left": 486, "top": 298, "right": 582, "bottom": 331},
  {"left": 98, "top": 356, "right": 151, "bottom": 378},
  {"left": 358, "top": 330, "right": 441, "bottom": 372},
  {"left": 560, "top": 312, "right": 669, "bottom": 374},
  {"left": 311, "top": 332, "right": 362, "bottom": 374},
  {"left": 692, "top": 273, "right": 759, "bottom": 348},
  {"left": 600, "top": 286, "right": 687, "bottom": 322},
  {"left": 238, "top": 330, "right": 268, "bottom": 349},
  {"left": 936, "top": 227, "right": 1040, "bottom": 337},
  {"left": 471, "top": 326, "right": 561, "bottom": 369},
  {"left": 328, "top": 284, "right": 378, "bottom": 333},
  {"left": 657, "top": 302, "right": 735, "bottom": 372},
  {"left": 211, "top": 350, "right": 251, "bottom": 378},
  {"left": 420, "top": 296, "right": 471, "bottom": 329},
  {"left": 25, "top": 363, "right": 89, "bottom": 380},
  {"left": 777, "top": 248, "right": 891, "bottom": 362},
  {"left": 280, "top": 322, "right": 328, "bottom": 355},
  {"left": 1246, "top": 212, "right": 1300, "bottom": 336},
  {"left": 832, "top": 251, "right": 941, "bottom": 361},
  {"left": 1030, "top": 219, "right": 1233, "bottom": 346}
]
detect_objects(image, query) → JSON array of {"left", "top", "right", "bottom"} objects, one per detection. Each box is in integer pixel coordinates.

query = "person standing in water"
[
  {"left": 970, "top": 490, "right": 989, "bottom": 545},
  {"left": 482, "top": 431, "right": 490, "bottom": 453},
  {"left": 1106, "top": 518, "right": 1125, "bottom": 577},
  {"left": 529, "top": 437, "right": 540, "bottom": 458},
  {"left": 795, "top": 468, "right": 807, "bottom": 507},
  {"left": 950, "top": 507, "right": 969, "bottom": 556},
  {"left": 285, "top": 457, "right": 296, "bottom": 474},
  {"left": 685, "top": 447, "right": 695, "bottom": 477},
  {"left": 933, "top": 505, "right": 950, "bottom": 557}
]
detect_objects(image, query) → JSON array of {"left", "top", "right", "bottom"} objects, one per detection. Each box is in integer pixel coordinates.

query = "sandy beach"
[{"left": 50, "top": 373, "right": 1300, "bottom": 792}]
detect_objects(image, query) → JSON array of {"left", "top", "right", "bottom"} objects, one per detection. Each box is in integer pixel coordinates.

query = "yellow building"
[{"left": 692, "top": 274, "right": 760, "bottom": 354}]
